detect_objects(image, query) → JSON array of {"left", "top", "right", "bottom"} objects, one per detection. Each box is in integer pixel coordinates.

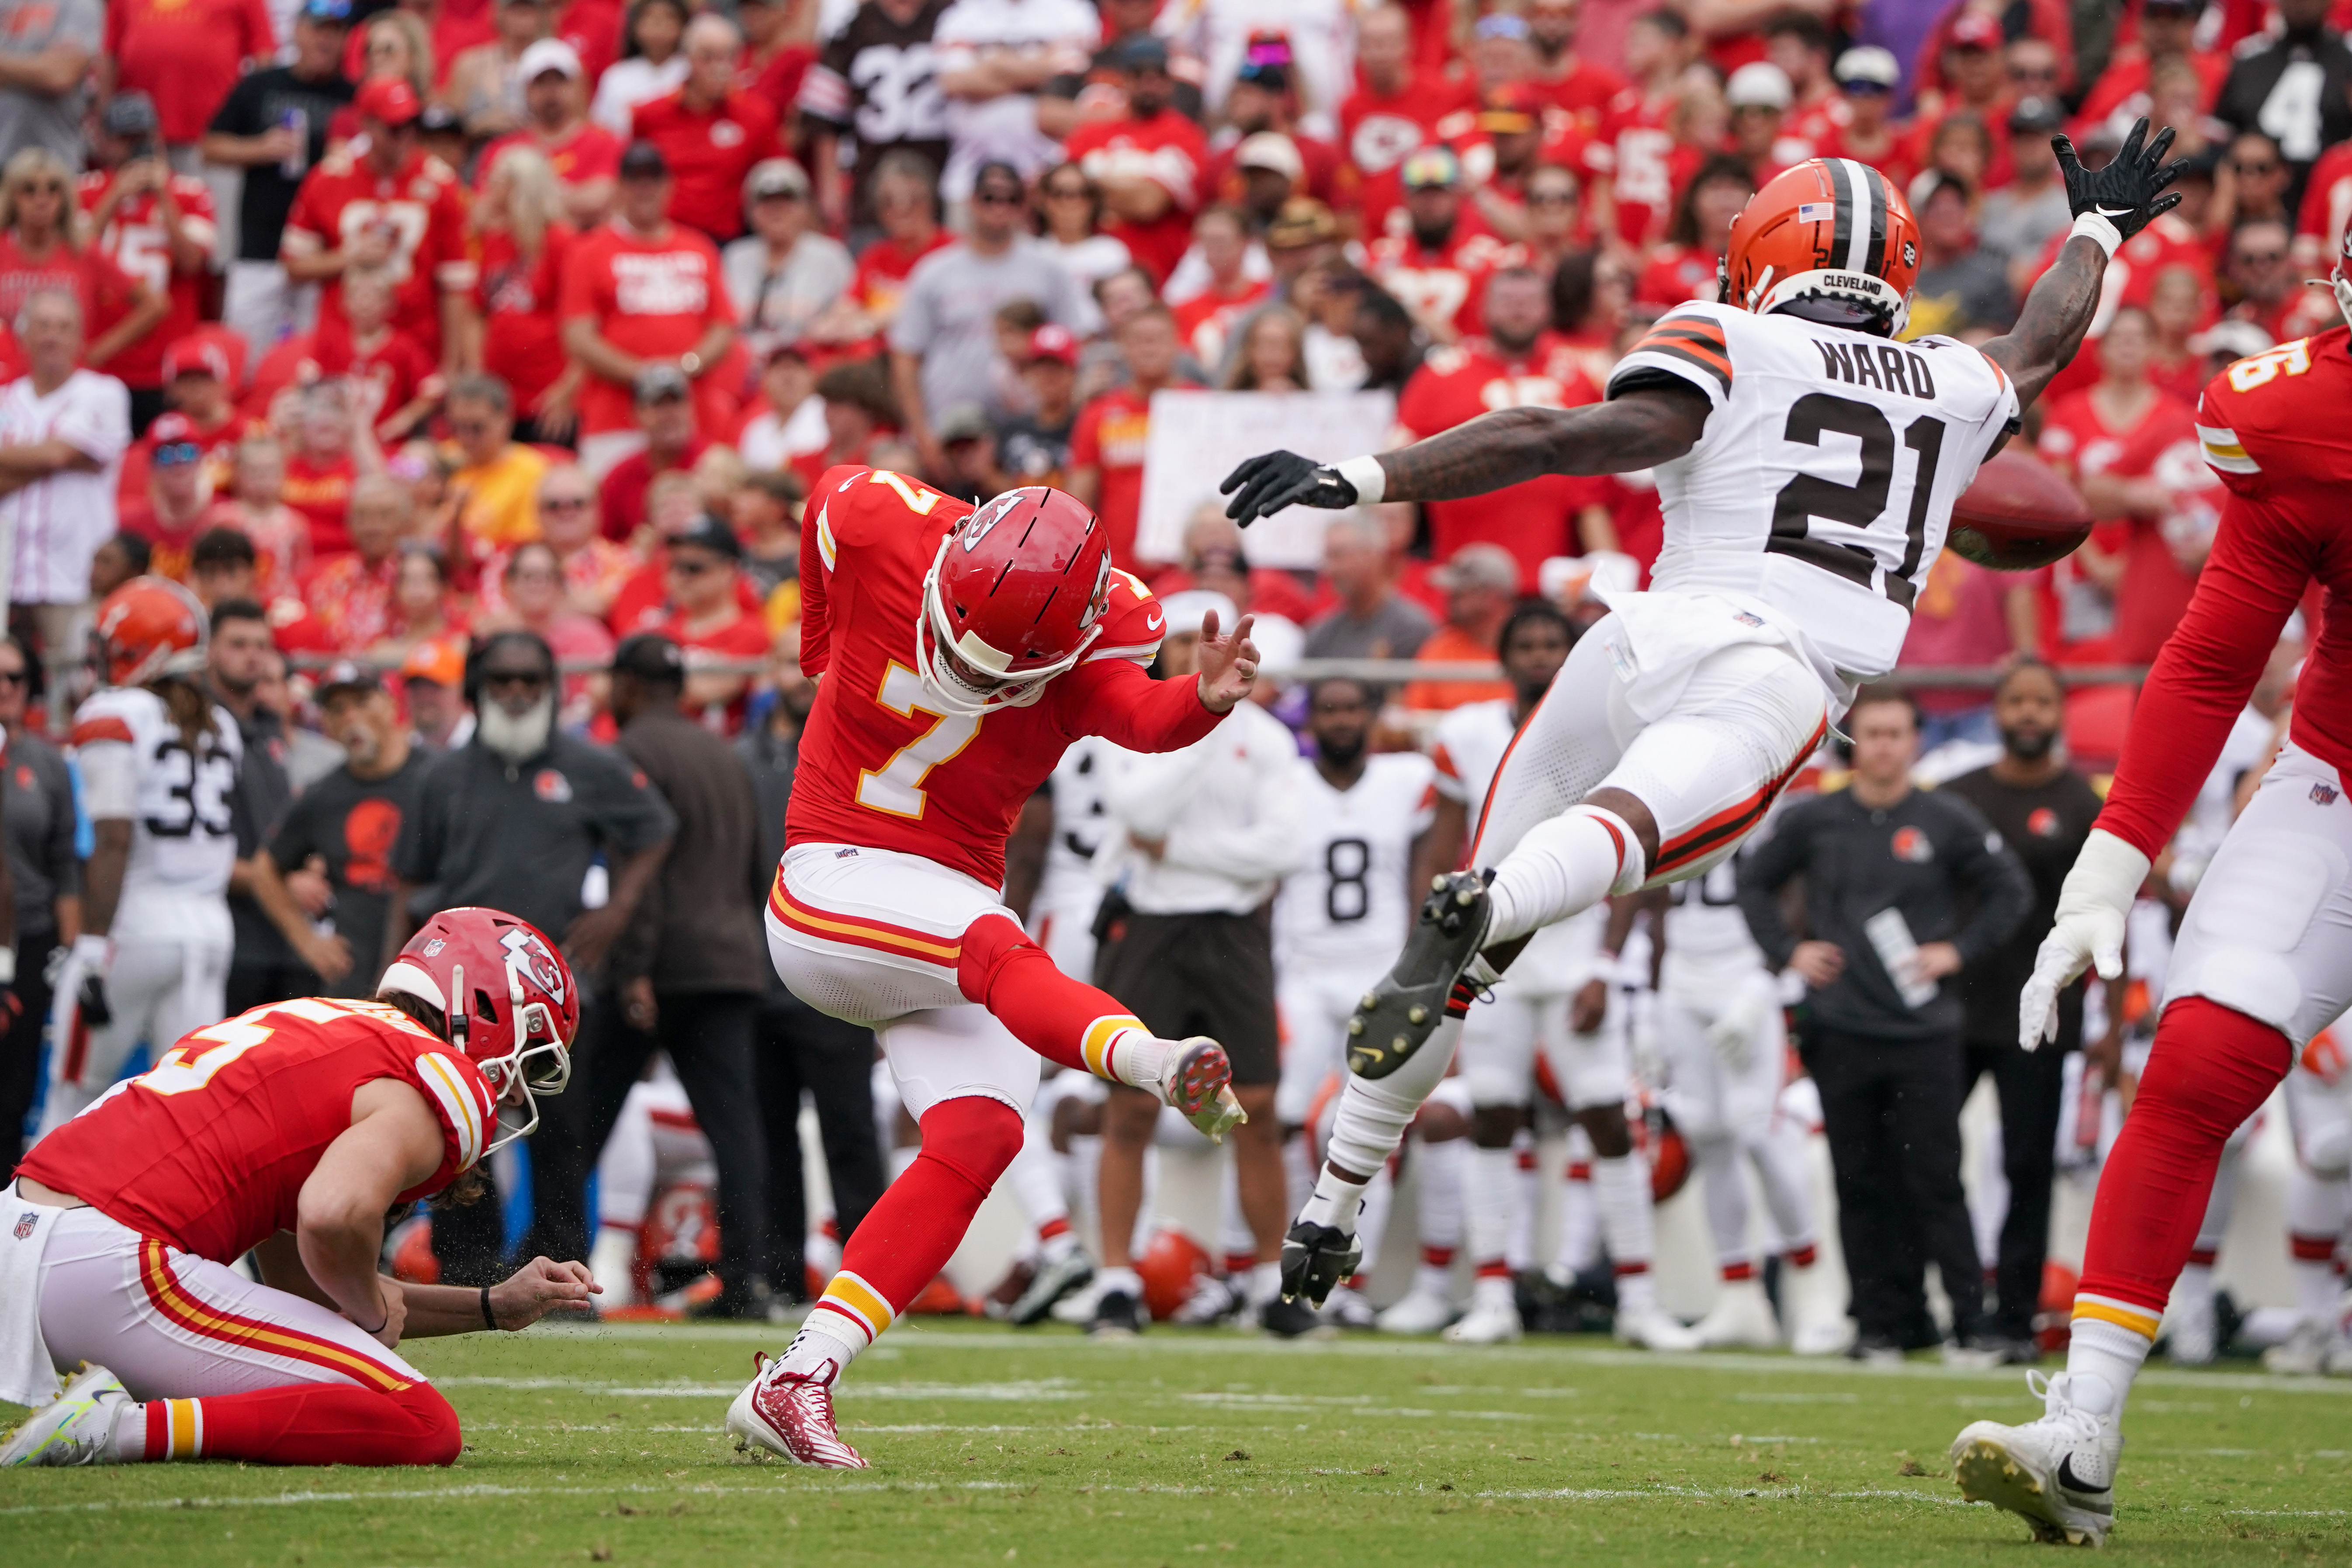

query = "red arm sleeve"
[
  {"left": 2095, "top": 488, "right": 2314, "bottom": 856},
  {"left": 1057, "top": 658, "right": 1224, "bottom": 752}
]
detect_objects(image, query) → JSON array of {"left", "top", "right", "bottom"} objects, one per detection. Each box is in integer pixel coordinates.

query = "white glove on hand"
[
  {"left": 1706, "top": 981, "right": 1772, "bottom": 1069},
  {"left": 2019, "top": 828, "right": 2150, "bottom": 1050}
]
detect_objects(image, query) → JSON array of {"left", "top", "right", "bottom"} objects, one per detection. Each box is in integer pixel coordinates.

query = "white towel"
[{"left": 0, "top": 1182, "right": 64, "bottom": 1406}]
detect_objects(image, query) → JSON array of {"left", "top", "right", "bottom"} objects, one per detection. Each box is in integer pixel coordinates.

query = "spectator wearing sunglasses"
[
  {"left": 387, "top": 627, "right": 675, "bottom": 1282},
  {"left": 651, "top": 512, "right": 767, "bottom": 733},
  {"left": 118, "top": 414, "right": 211, "bottom": 582},
  {"left": 444, "top": 372, "right": 550, "bottom": 564},
  {"left": 887, "top": 158, "right": 1080, "bottom": 474}
]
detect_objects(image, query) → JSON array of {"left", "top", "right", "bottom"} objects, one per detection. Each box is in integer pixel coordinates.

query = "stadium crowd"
[{"left": 0, "top": 0, "right": 2345, "bottom": 1365}]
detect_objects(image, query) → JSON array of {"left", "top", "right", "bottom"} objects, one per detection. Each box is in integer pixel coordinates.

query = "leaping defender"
[{"left": 1222, "top": 130, "right": 2184, "bottom": 1318}]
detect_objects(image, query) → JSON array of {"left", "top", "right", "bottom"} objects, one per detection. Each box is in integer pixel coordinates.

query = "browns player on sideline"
[
  {"left": 724, "top": 471, "right": 1258, "bottom": 1470},
  {"left": 0, "top": 910, "right": 594, "bottom": 1467},
  {"left": 1947, "top": 224, "right": 2352, "bottom": 1546},
  {"left": 38, "top": 579, "right": 240, "bottom": 1136},
  {"left": 1222, "top": 126, "right": 2187, "bottom": 1314}
]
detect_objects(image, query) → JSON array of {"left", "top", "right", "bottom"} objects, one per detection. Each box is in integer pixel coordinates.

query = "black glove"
[
  {"left": 1220, "top": 450, "right": 1359, "bottom": 527},
  {"left": 2052, "top": 116, "right": 2186, "bottom": 246},
  {"left": 78, "top": 970, "right": 111, "bottom": 1030}
]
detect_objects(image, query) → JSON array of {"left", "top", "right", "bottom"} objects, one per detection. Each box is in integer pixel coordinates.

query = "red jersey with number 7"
[
  {"left": 18, "top": 997, "right": 499, "bottom": 1265},
  {"left": 786, "top": 464, "right": 1225, "bottom": 888}
]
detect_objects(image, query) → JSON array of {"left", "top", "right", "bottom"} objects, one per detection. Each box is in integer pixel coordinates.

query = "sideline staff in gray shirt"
[{"left": 1735, "top": 685, "right": 2030, "bottom": 1361}]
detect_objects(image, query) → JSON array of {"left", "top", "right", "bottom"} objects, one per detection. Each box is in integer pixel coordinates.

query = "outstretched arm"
[
  {"left": 1982, "top": 118, "right": 2187, "bottom": 413},
  {"left": 1221, "top": 386, "right": 1710, "bottom": 524}
]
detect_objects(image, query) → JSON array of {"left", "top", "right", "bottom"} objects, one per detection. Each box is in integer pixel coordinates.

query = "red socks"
[
  {"left": 145, "top": 1381, "right": 461, "bottom": 1465},
  {"left": 957, "top": 914, "right": 1151, "bottom": 1083},
  {"left": 808, "top": 1097, "right": 1026, "bottom": 1352},
  {"left": 2077, "top": 997, "right": 2291, "bottom": 1327}
]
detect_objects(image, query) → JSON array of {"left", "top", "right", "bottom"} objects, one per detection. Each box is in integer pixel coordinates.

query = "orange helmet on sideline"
[
  {"left": 91, "top": 576, "right": 208, "bottom": 689},
  {"left": 1722, "top": 158, "right": 1921, "bottom": 337}
]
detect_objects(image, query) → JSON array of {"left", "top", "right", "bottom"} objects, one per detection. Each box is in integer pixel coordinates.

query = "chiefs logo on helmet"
[
  {"left": 917, "top": 485, "right": 1113, "bottom": 716},
  {"left": 380, "top": 907, "right": 579, "bottom": 1155},
  {"left": 1723, "top": 158, "right": 1922, "bottom": 337}
]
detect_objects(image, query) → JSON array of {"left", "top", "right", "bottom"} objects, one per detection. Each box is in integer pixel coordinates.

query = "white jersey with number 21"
[{"left": 1607, "top": 301, "right": 2021, "bottom": 687}]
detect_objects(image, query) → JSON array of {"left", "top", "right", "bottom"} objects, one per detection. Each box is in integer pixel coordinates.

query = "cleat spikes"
[
  {"left": 1347, "top": 1018, "right": 1364, "bottom": 1035},
  {"left": 1406, "top": 1004, "right": 1427, "bottom": 1025}
]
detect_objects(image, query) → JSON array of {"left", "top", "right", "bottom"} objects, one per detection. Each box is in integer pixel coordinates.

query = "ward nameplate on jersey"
[{"left": 1138, "top": 388, "right": 1397, "bottom": 568}]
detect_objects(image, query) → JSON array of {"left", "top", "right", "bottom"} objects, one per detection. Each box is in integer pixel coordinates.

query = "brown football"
[{"left": 1946, "top": 447, "right": 2093, "bottom": 570}]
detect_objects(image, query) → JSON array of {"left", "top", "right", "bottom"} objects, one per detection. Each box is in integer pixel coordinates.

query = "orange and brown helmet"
[{"left": 1722, "top": 158, "right": 1921, "bottom": 338}]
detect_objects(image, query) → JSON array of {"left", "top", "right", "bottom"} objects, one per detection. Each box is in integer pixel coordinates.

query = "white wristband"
[
  {"left": 2054, "top": 827, "right": 2152, "bottom": 924},
  {"left": 0, "top": 946, "right": 17, "bottom": 987},
  {"left": 2068, "top": 210, "right": 2124, "bottom": 262},
  {"left": 1334, "top": 454, "right": 1387, "bottom": 507}
]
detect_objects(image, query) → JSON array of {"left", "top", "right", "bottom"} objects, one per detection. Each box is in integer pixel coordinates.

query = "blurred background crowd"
[{"left": 0, "top": 0, "right": 2342, "bottom": 1361}]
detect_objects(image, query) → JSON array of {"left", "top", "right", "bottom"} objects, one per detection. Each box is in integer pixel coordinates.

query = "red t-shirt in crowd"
[
  {"left": 558, "top": 220, "right": 738, "bottom": 437},
  {"left": 481, "top": 122, "right": 624, "bottom": 194},
  {"left": 1065, "top": 109, "right": 1210, "bottom": 285},
  {"left": 554, "top": 0, "right": 626, "bottom": 85},
  {"left": 311, "top": 323, "right": 443, "bottom": 435},
  {"left": 1071, "top": 381, "right": 1196, "bottom": 569},
  {"left": 607, "top": 547, "right": 762, "bottom": 635},
  {"left": 78, "top": 170, "right": 218, "bottom": 392},
  {"left": 478, "top": 223, "right": 578, "bottom": 416},
  {"left": 1539, "top": 58, "right": 1630, "bottom": 128},
  {"left": 0, "top": 237, "right": 140, "bottom": 366},
  {"left": 1171, "top": 278, "right": 1270, "bottom": 367},
  {"left": 120, "top": 502, "right": 209, "bottom": 584},
  {"left": 1365, "top": 212, "right": 1527, "bottom": 342},
  {"left": 105, "top": 0, "right": 278, "bottom": 144},
  {"left": 628, "top": 89, "right": 781, "bottom": 242},
  {"left": 2037, "top": 385, "right": 2212, "bottom": 664},
  {"left": 1589, "top": 86, "right": 1677, "bottom": 247},
  {"left": 281, "top": 147, "right": 475, "bottom": 363},
  {"left": 341, "top": 0, "right": 495, "bottom": 87},
  {"left": 659, "top": 601, "right": 772, "bottom": 732},
  {"left": 1394, "top": 337, "right": 1604, "bottom": 589},
  {"left": 283, "top": 451, "right": 357, "bottom": 558},
  {"left": 742, "top": 42, "right": 817, "bottom": 111},
  {"left": 599, "top": 436, "right": 712, "bottom": 541},
  {"left": 1633, "top": 242, "right": 1722, "bottom": 310},
  {"left": 1338, "top": 74, "right": 1475, "bottom": 240}
]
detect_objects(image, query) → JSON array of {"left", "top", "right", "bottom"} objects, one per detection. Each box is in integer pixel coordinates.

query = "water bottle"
[{"left": 279, "top": 107, "right": 308, "bottom": 181}]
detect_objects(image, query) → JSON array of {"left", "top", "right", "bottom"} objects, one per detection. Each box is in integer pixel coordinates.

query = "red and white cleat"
[
  {"left": 726, "top": 1352, "right": 869, "bottom": 1469},
  {"left": 1160, "top": 1036, "right": 1247, "bottom": 1143}
]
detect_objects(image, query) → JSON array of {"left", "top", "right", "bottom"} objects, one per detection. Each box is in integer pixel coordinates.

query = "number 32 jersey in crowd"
[
  {"left": 1608, "top": 301, "right": 2020, "bottom": 686},
  {"left": 16, "top": 997, "right": 498, "bottom": 1265},
  {"left": 69, "top": 685, "right": 242, "bottom": 946},
  {"left": 788, "top": 465, "right": 1225, "bottom": 890}
]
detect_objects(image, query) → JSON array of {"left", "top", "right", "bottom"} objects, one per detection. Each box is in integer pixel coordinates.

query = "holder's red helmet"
[
  {"left": 918, "top": 485, "right": 1112, "bottom": 715},
  {"left": 379, "top": 907, "right": 578, "bottom": 1154},
  {"left": 1723, "top": 158, "right": 1921, "bottom": 337},
  {"left": 92, "top": 577, "right": 208, "bottom": 689}
]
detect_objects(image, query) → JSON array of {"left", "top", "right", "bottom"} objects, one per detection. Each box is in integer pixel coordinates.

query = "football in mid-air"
[{"left": 1945, "top": 448, "right": 2093, "bottom": 570}]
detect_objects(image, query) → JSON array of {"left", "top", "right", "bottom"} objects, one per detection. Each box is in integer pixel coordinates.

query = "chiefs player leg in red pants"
[
  {"left": 725, "top": 471, "right": 1257, "bottom": 1468},
  {"left": 1, "top": 910, "right": 595, "bottom": 1467}
]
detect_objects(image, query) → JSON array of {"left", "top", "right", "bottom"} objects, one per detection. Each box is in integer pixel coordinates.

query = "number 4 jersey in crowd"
[
  {"left": 1607, "top": 302, "right": 2019, "bottom": 697},
  {"left": 69, "top": 685, "right": 241, "bottom": 948}
]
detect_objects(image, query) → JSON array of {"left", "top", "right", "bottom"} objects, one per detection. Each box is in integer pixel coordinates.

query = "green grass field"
[{"left": 5, "top": 1320, "right": 2351, "bottom": 1565}]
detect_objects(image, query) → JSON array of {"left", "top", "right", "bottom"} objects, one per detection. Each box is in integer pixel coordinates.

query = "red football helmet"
[
  {"left": 92, "top": 576, "right": 208, "bottom": 689},
  {"left": 1722, "top": 158, "right": 1922, "bottom": 337},
  {"left": 918, "top": 486, "right": 1112, "bottom": 715},
  {"left": 379, "top": 907, "right": 578, "bottom": 1153}
]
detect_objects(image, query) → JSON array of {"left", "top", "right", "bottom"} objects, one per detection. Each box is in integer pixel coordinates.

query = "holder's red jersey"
[
  {"left": 788, "top": 465, "right": 1226, "bottom": 888},
  {"left": 2097, "top": 327, "right": 2352, "bottom": 857},
  {"left": 18, "top": 997, "right": 498, "bottom": 1264}
]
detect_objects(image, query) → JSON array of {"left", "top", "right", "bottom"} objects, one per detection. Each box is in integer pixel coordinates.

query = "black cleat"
[
  {"left": 1006, "top": 1249, "right": 1095, "bottom": 1327},
  {"left": 1260, "top": 1295, "right": 1323, "bottom": 1339},
  {"left": 1089, "top": 1287, "right": 1143, "bottom": 1338},
  {"left": 1278, "top": 1220, "right": 1362, "bottom": 1308},
  {"left": 1346, "top": 871, "right": 1491, "bottom": 1079}
]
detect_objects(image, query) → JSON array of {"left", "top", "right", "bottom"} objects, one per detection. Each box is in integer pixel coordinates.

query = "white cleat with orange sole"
[
  {"left": 1950, "top": 1371, "right": 2121, "bottom": 1547},
  {"left": 727, "top": 1352, "right": 869, "bottom": 1469}
]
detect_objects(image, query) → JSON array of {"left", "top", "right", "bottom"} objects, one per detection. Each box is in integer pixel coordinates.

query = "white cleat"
[
  {"left": 2262, "top": 1319, "right": 2341, "bottom": 1376},
  {"left": 1168, "top": 1274, "right": 1244, "bottom": 1326},
  {"left": 0, "top": 1364, "right": 134, "bottom": 1467},
  {"left": 1693, "top": 1278, "right": 1783, "bottom": 1350},
  {"left": 1950, "top": 1371, "right": 2121, "bottom": 1547},
  {"left": 2165, "top": 1292, "right": 2216, "bottom": 1366},
  {"left": 1376, "top": 1286, "right": 1458, "bottom": 1336},
  {"left": 726, "top": 1352, "right": 868, "bottom": 1469},
  {"left": 1788, "top": 1309, "right": 1853, "bottom": 1357},
  {"left": 1158, "top": 1037, "right": 1247, "bottom": 1143},
  {"left": 1614, "top": 1304, "right": 1704, "bottom": 1352},
  {"left": 1320, "top": 1283, "right": 1377, "bottom": 1329},
  {"left": 1442, "top": 1295, "right": 1523, "bottom": 1344}
]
